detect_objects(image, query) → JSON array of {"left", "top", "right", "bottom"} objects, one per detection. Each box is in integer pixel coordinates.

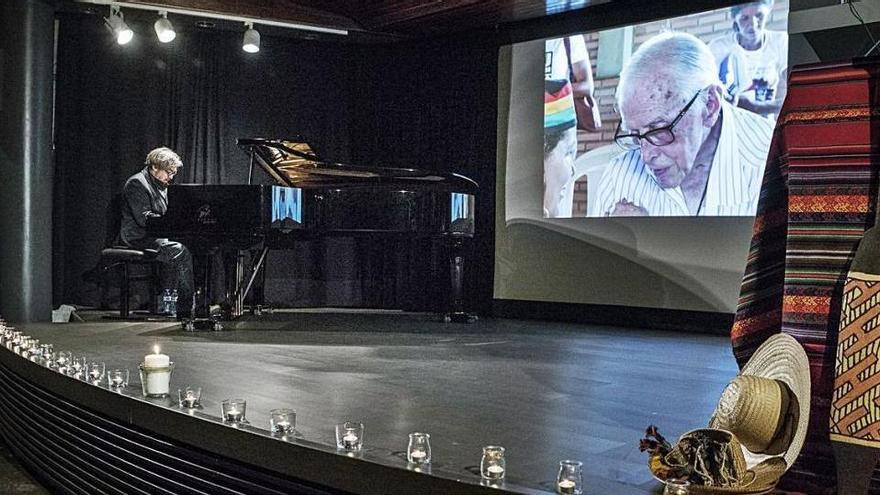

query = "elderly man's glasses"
[{"left": 613, "top": 89, "right": 704, "bottom": 150}]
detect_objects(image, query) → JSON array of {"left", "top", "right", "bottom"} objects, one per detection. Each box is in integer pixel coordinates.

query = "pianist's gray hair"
[
  {"left": 144, "top": 147, "right": 182, "bottom": 172},
  {"left": 616, "top": 31, "right": 720, "bottom": 112}
]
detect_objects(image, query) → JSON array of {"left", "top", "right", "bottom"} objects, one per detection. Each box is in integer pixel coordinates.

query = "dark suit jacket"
[{"left": 118, "top": 167, "right": 168, "bottom": 248}]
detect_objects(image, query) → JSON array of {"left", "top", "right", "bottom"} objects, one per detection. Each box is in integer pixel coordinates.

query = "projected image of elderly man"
[{"left": 595, "top": 32, "right": 774, "bottom": 217}]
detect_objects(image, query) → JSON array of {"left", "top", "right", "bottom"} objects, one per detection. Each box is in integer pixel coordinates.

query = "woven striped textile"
[{"left": 731, "top": 60, "right": 880, "bottom": 492}]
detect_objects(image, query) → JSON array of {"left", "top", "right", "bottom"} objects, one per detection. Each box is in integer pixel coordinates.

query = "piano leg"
[
  {"left": 445, "top": 236, "right": 477, "bottom": 323},
  {"left": 227, "top": 246, "right": 269, "bottom": 318}
]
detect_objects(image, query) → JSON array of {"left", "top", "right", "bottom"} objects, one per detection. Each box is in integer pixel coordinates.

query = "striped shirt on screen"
[{"left": 594, "top": 101, "right": 775, "bottom": 217}]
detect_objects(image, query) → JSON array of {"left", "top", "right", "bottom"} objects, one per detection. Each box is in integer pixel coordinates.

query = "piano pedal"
[
  {"left": 181, "top": 317, "right": 223, "bottom": 332},
  {"left": 250, "top": 304, "right": 274, "bottom": 316}
]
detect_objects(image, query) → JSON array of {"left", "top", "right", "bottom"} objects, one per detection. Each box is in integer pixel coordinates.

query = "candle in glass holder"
[
  {"left": 480, "top": 446, "right": 506, "bottom": 480},
  {"left": 221, "top": 399, "right": 247, "bottom": 424},
  {"left": 343, "top": 432, "right": 358, "bottom": 449},
  {"left": 87, "top": 362, "right": 105, "bottom": 382},
  {"left": 336, "top": 421, "right": 364, "bottom": 451},
  {"left": 141, "top": 345, "right": 172, "bottom": 397},
  {"left": 178, "top": 387, "right": 201, "bottom": 408},
  {"left": 108, "top": 369, "right": 128, "bottom": 388},
  {"left": 270, "top": 408, "right": 295, "bottom": 434},
  {"left": 556, "top": 460, "right": 583, "bottom": 494},
  {"left": 407, "top": 432, "right": 431, "bottom": 464}
]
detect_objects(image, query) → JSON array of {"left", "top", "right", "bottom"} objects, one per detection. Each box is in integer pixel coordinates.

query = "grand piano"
[{"left": 146, "top": 138, "right": 477, "bottom": 322}]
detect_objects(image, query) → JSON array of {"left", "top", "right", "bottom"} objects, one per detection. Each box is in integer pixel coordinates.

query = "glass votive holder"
[
  {"left": 270, "top": 408, "right": 296, "bottom": 435},
  {"left": 221, "top": 399, "right": 247, "bottom": 424},
  {"left": 87, "top": 362, "right": 105, "bottom": 383},
  {"left": 335, "top": 421, "right": 364, "bottom": 451},
  {"left": 107, "top": 368, "right": 129, "bottom": 388},
  {"left": 480, "top": 445, "right": 506, "bottom": 480},
  {"left": 663, "top": 478, "right": 690, "bottom": 495},
  {"left": 407, "top": 432, "right": 431, "bottom": 464},
  {"left": 26, "top": 338, "right": 39, "bottom": 352},
  {"left": 43, "top": 351, "right": 57, "bottom": 368},
  {"left": 55, "top": 351, "right": 72, "bottom": 370},
  {"left": 13, "top": 337, "right": 29, "bottom": 355},
  {"left": 7, "top": 331, "right": 21, "bottom": 350},
  {"left": 138, "top": 361, "right": 174, "bottom": 398},
  {"left": 556, "top": 460, "right": 584, "bottom": 494},
  {"left": 178, "top": 387, "right": 202, "bottom": 408},
  {"left": 69, "top": 356, "right": 86, "bottom": 379}
]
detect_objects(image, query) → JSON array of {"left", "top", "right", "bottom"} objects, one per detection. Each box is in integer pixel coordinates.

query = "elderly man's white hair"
[{"left": 616, "top": 31, "right": 720, "bottom": 111}]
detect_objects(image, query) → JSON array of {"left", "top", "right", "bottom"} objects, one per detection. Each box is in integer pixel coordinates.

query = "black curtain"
[{"left": 53, "top": 13, "right": 496, "bottom": 313}]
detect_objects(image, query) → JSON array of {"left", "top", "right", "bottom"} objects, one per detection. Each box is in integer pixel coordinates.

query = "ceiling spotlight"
[
  {"left": 104, "top": 6, "right": 133, "bottom": 45},
  {"left": 154, "top": 12, "right": 176, "bottom": 43},
  {"left": 242, "top": 22, "right": 260, "bottom": 53}
]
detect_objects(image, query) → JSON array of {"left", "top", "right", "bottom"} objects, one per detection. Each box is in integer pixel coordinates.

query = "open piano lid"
[{"left": 238, "top": 138, "right": 478, "bottom": 193}]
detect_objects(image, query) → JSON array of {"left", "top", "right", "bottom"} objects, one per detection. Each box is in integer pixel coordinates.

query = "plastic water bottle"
[
  {"left": 161, "top": 289, "right": 172, "bottom": 315},
  {"left": 171, "top": 289, "right": 179, "bottom": 317}
]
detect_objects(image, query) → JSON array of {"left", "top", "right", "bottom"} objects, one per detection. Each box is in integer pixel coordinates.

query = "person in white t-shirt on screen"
[
  {"left": 545, "top": 36, "right": 595, "bottom": 113},
  {"left": 709, "top": 0, "right": 788, "bottom": 119}
]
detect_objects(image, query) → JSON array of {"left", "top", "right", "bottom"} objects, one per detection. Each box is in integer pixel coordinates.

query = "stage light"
[
  {"left": 104, "top": 6, "right": 133, "bottom": 45},
  {"left": 154, "top": 12, "right": 176, "bottom": 43},
  {"left": 242, "top": 22, "right": 260, "bottom": 53}
]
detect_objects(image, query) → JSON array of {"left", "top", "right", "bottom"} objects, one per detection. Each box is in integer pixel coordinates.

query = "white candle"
[
  {"left": 273, "top": 420, "right": 291, "bottom": 433},
  {"left": 557, "top": 479, "right": 576, "bottom": 494},
  {"left": 486, "top": 465, "right": 504, "bottom": 479},
  {"left": 342, "top": 433, "right": 359, "bottom": 449},
  {"left": 225, "top": 408, "right": 242, "bottom": 422},
  {"left": 409, "top": 450, "right": 427, "bottom": 462},
  {"left": 143, "top": 345, "right": 171, "bottom": 396},
  {"left": 144, "top": 345, "right": 170, "bottom": 367}
]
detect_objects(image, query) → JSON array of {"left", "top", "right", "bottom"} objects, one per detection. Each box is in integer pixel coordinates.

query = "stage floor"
[{"left": 17, "top": 310, "right": 739, "bottom": 494}]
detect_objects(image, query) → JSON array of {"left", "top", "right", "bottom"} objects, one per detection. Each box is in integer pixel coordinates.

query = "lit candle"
[
  {"left": 143, "top": 345, "right": 171, "bottom": 396},
  {"left": 409, "top": 450, "right": 427, "bottom": 462},
  {"left": 273, "top": 420, "right": 291, "bottom": 433},
  {"left": 486, "top": 465, "right": 504, "bottom": 479},
  {"left": 181, "top": 390, "right": 199, "bottom": 408},
  {"left": 342, "top": 432, "right": 359, "bottom": 449},
  {"left": 225, "top": 408, "right": 242, "bottom": 422},
  {"left": 144, "top": 345, "right": 170, "bottom": 367},
  {"left": 111, "top": 375, "right": 125, "bottom": 387},
  {"left": 557, "top": 479, "right": 576, "bottom": 494}
]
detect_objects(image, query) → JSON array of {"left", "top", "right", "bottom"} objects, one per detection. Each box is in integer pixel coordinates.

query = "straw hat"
[{"left": 710, "top": 333, "right": 810, "bottom": 470}]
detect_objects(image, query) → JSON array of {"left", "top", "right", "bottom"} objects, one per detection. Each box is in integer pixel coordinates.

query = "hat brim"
[{"left": 737, "top": 333, "right": 811, "bottom": 470}]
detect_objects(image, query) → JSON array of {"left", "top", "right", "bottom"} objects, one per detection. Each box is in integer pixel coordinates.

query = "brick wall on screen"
[{"left": 570, "top": 0, "right": 789, "bottom": 216}]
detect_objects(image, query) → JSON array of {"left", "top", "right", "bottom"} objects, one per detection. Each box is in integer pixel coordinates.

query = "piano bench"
[{"left": 100, "top": 247, "right": 160, "bottom": 319}]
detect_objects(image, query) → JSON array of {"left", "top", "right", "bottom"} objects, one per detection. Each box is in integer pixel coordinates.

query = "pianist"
[{"left": 118, "top": 147, "right": 194, "bottom": 321}]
